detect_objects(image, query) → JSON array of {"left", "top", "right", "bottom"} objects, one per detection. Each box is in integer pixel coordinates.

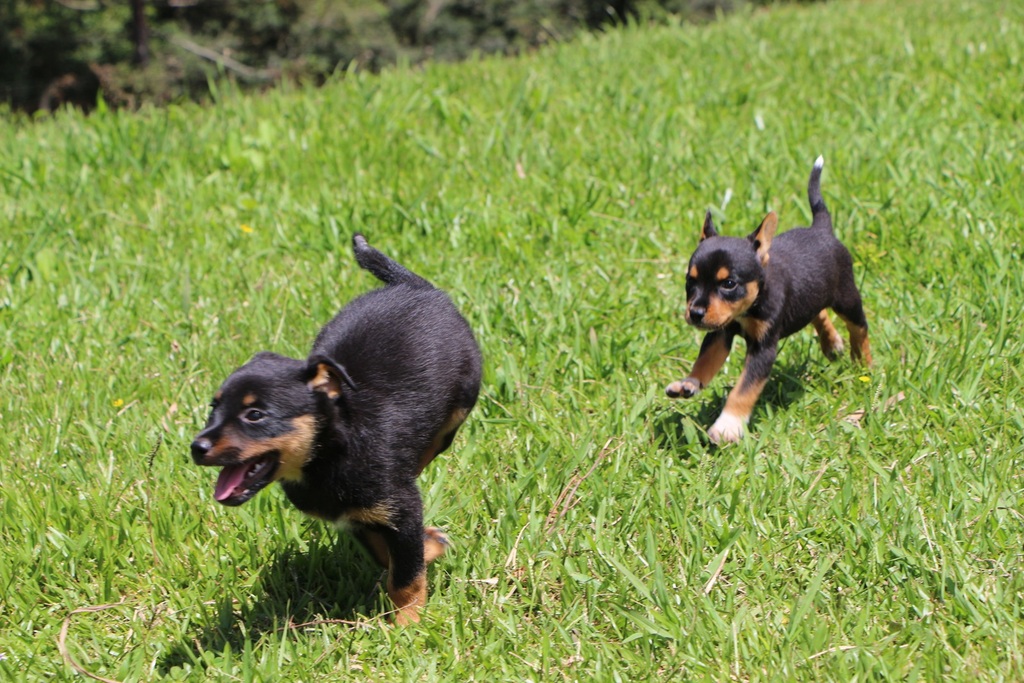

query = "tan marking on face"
[
  {"left": 388, "top": 571, "right": 427, "bottom": 625},
  {"left": 205, "top": 415, "right": 315, "bottom": 475},
  {"left": 417, "top": 407, "right": 470, "bottom": 475},
  {"left": 703, "top": 282, "right": 760, "bottom": 328},
  {"left": 736, "top": 279, "right": 767, "bottom": 339},
  {"left": 811, "top": 310, "right": 844, "bottom": 359},
  {"left": 740, "top": 281, "right": 760, "bottom": 311},
  {"left": 214, "top": 390, "right": 223, "bottom": 402},
  {"left": 689, "top": 335, "right": 730, "bottom": 387},
  {"left": 722, "top": 373, "right": 768, "bottom": 422},
  {"left": 716, "top": 267, "right": 730, "bottom": 281},
  {"left": 242, "top": 394, "right": 258, "bottom": 407},
  {"left": 307, "top": 364, "right": 341, "bottom": 399},
  {"left": 265, "top": 414, "right": 317, "bottom": 482},
  {"left": 688, "top": 265, "right": 698, "bottom": 279},
  {"left": 702, "top": 296, "right": 734, "bottom": 328},
  {"left": 205, "top": 424, "right": 245, "bottom": 461},
  {"left": 343, "top": 501, "right": 396, "bottom": 528}
]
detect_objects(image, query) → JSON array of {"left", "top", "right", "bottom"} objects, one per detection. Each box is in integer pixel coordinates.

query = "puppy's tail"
[
  {"left": 352, "top": 234, "right": 433, "bottom": 289},
  {"left": 808, "top": 155, "right": 832, "bottom": 231}
]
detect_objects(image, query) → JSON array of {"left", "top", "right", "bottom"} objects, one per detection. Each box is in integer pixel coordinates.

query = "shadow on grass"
[
  {"left": 158, "top": 531, "right": 383, "bottom": 674},
  {"left": 652, "top": 357, "right": 814, "bottom": 451}
]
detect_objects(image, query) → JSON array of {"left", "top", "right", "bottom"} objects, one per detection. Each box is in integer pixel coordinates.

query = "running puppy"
[
  {"left": 191, "top": 234, "right": 482, "bottom": 624},
  {"left": 666, "top": 157, "right": 872, "bottom": 443}
]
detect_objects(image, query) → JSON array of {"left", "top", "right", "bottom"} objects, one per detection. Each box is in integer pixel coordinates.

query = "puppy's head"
[
  {"left": 683, "top": 211, "right": 777, "bottom": 330},
  {"left": 191, "top": 352, "right": 355, "bottom": 506}
]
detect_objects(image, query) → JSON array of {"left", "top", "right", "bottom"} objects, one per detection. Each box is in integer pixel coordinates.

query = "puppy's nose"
[
  {"left": 689, "top": 306, "right": 706, "bottom": 323},
  {"left": 191, "top": 437, "right": 213, "bottom": 461}
]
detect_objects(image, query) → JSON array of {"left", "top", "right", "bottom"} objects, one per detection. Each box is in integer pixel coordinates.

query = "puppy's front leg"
[
  {"left": 708, "top": 343, "right": 777, "bottom": 444},
  {"left": 357, "top": 522, "right": 450, "bottom": 626},
  {"left": 374, "top": 495, "right": 435, "bottom": 626},
  {"left": 666, "top": 330, "right": 734, "bottom": 398}
]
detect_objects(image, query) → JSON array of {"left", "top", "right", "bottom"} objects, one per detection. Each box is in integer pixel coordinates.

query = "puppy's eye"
[
  {"left": 720, "top": 279, "right": 739, "bottom": 291},
  {"left": 242, "top": 409, "right": 266, "bottom": 423}
]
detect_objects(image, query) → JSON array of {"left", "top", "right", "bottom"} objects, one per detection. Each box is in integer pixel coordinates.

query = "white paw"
[{"left": 708, "top": 412, "right": 746, "bottom": 444}]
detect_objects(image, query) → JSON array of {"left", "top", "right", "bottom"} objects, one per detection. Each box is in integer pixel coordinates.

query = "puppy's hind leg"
[
  {"left": 811, "top": 310, "right": 845, "bottom": 360},
  {"left": 356, "top": 525, "right": 449, "bottom": 569},
  {"left": 371, "top": 490, "right": 455, "bottom": 625},
  {"left": 381, "top": 521, "right": 430, "bottom": 625},
  {"left": 354, "top": 528, "right": 391, "bottom": 568},
  {"left": 417, "top": 406, "right": 471, "bottom": 476},
  {"left": 832, "top": 280, "right": 872, "bottom": 366}
]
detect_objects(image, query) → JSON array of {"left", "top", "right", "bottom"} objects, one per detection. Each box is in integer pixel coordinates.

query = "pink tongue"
[{"left": 214, "top": 464, "right": 250, "bottom": 501}]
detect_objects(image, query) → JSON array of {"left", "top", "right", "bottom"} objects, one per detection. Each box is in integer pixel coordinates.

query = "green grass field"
[{"left": 2, "top": 0, "right": 1023, "bottom": 679}]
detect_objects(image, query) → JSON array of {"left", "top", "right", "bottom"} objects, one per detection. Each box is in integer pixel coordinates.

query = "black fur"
[
  {"left": 192, "top": 234, "right": 482, "bottom": 621},
  {"left": 666, "top": 157, "right": 871, "bottom": 443}
]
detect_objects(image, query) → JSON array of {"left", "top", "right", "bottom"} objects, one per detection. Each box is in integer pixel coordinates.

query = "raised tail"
[
  {"left": 352, "top": 234, "right": 433, "bottom": 288},
  {"left": 808, "top": 155, "right": 832, "bottom": 231}
]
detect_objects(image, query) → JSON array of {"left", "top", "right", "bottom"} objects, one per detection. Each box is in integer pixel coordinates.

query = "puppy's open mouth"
[{"left": 213, "top": 454, "right": 279, "bottom": 506}]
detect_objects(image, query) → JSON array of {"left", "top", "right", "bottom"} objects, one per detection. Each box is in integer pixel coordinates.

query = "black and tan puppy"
[
  {"left": 666, "top": 157, "right": 872, "bottom": 443},
  {"left": 191, "top": 234, "right": 482, "bottom": 624}
]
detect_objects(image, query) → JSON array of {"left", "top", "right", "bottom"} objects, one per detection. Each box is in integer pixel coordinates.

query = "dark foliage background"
[{"left": 0, "top": 0, "right": 819, "bottom": 112}]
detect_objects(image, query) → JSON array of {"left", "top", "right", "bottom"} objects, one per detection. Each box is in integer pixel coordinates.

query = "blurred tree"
[
  {"left": 0, "top": 0, "right": 820, "bottom": 113},
  {"left": 131, "top": 0, "right": 149, "bottom": 65}
]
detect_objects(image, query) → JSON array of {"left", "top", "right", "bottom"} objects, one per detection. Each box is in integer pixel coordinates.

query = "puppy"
[
  {"left": 191, "top": 234, "right": 482, "bottom": 624},
  {"left": 666, "top": 157, "right": 872, "bottom": 443}
]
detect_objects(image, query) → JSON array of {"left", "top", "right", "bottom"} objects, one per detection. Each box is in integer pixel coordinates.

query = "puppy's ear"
[
  {"left": 747, "top": 212, "right": 777, "bottom": 266},
  {"left": 699, "top": 210, "right": 718, "bottom": 242},
  {"left": 304, "top": 355, "right": 357, "bottom": 400}
]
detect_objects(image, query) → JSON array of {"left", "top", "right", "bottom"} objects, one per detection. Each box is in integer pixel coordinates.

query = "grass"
[{"left": 1, "top": 0, "right": 1023, "bottom": 679}]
